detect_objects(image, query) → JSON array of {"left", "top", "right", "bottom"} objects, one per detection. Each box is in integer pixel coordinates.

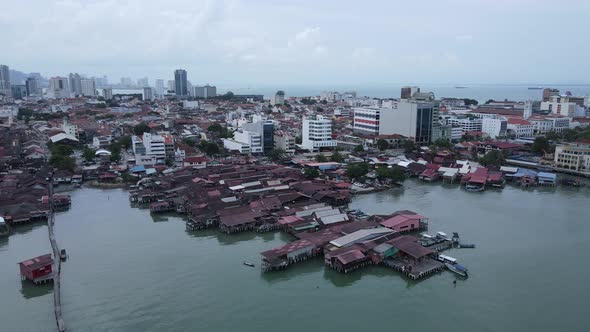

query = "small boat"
[
  {"left": 243, "top": 261, "right": 255, "bottom": 267},
  {"left": 528, "top": 87, "right": 543, "bottom": 90},
  {"left": 60, "top": 249, "right": 68, "bottom": 261},
  {"left": 465, "top": 184, "right": 485, "bottom": 192},
  {"left": 437, "top": 254, "right": 457, "bottom": 264},
  {"left": 446, "top": 263, "right": 468, "bottom": 277},
  {"left": 458, "top": 243, "right": 476, "bottom": 249},
  {"left": 455, "top": 86, "right": 467, "bottom": 89}
]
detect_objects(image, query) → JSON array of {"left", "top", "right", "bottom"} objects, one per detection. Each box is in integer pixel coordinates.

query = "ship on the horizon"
[
  {"left": 528, "top": 86, "right": 543, "bottom": 90},
  {"left": 455, "top": 86, "right": 467, "bottom": 89}
]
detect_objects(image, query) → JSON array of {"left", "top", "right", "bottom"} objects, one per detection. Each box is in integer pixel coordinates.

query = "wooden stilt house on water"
[{"left": 18, "top": 254, "right": 54, "bottom": 285}]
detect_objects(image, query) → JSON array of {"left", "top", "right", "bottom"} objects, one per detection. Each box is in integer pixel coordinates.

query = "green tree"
[
  {"left": 118, "top": 135, "right": 132, "bottom": 149},
  {"left": 315, "top": 154, "right": 328, "bottom": 162},
  {"left": 304, "top": 167, "right": 320, "bottom": 179},
  {"left": 82, "top": 146, "right": 95, "bottom": 162},
  {"left": 354, "top": 145, "right": 365, "bottom": 153},
  {"left": 376, "top": 139, "right": 389, "bottom": 151},
  {"left": 479, "top": 150, "right": 505, "bottom": 166},
  {"left": 295, "top": 136, "right": 302, "bottom": 144},
  {"left": 330, "top": 150, "right": 344, "bottom": 163},
  {"left": 376, "top": 167, "right": 407, "bottom": 183},
  {"left": 532, "top": 137, "right": 550, "bottom": 154},
  {"left": 268, "top": 148, "right": 286, "bottom": 162},
  {"left": 403, "top": 140, "right": 416, "bottom": 153},
  {"left": 133, "top": 123, "right": 151, "bottom": 136},
  {"left": 199, "top": 140, "right": 219, "bottom": 156},
  {"left": 49, "top": 155, "right": 75, "bottom": 171},
  {"left": 346, "top": 163, "right": 369, "bottom": 180},
  {"left": 463, "top": 98, "right": 478, "bottom": 106},
  {"left": 183, "top": 137, "right": 197, "bottom": 147},
  {"left": 433, "top": 138, "right": 452, "bottom": 149}
]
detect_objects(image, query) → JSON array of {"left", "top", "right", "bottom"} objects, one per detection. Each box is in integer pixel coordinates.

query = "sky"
[{"left": 2, "top": 0, "right": 590, "bottom": 86}]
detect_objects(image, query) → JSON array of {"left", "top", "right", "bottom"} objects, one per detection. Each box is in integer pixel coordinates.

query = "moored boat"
[
  {"left": 243, "top": 261, "right": 255, "bottom": 267},
  {"left": 445, "top": 262, "right": 468, "bottom": 277}
]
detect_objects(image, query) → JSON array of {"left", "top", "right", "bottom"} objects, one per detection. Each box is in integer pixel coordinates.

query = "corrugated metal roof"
[{"left": 329, "top": 228, "right": 393, "bottom": 247}]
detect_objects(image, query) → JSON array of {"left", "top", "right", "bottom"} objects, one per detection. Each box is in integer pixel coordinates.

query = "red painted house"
[
  {"left": 379, "top": 212, "right": 429, "bottom": 233},
  {"left": 18, "top": 254, "right": 54, "bottom": 284}
]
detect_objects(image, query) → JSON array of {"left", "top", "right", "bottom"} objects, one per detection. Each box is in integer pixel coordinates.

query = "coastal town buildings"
[{"left": 553, "top": 140, "right": 590, "bottom": 176}]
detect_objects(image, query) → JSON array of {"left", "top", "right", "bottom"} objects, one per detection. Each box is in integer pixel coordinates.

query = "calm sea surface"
[{"left": 1, "top": 181, "right": 589, "bottom": 331}]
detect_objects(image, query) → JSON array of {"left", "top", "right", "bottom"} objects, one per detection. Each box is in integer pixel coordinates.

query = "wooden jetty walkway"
[{"left": 48, "top": 181, "right": 66, "bottom": 332}]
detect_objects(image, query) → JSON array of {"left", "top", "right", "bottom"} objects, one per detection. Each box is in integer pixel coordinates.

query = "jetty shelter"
[{"left": 18, "top": 254, "right": 54, "bottom": 284}]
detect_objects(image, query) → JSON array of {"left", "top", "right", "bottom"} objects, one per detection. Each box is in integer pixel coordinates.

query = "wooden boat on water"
[
  {"left": 446, "top": 263, "right": 468, "bottom": 277},
  {"left": 243, "top": 261, "right": 255, "bottom": 267},
  {"left": 465, "top": 184, "right": 485, "bottom": 192}
]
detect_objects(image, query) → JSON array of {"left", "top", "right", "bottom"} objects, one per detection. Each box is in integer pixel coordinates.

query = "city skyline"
[{"left": 2, "top": 0, "right": 590, "bottom": 85}]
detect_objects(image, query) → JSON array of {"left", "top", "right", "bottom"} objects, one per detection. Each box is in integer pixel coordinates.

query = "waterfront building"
[
  {"left": 174, "top": 69, "right": 188, "bottom": 97},
  {"left": 271, "top": 90, "right": 285, "bottom": 105},
  {"left": 143, "top": 87, "right": 153, "bottom": 101},
  {"left": 353, "top": 106, "right": 381, "bottom": 135},
  {"left": 102, "top": 88, "right": 113, "bottom": 100},
  {"left": 25, "top": 77, "right": 41, "bottom": 97},
  {"left": 0, "top": 64, "right": 10, "bottom": 97},
  {"left": 80, "top": 79, "right": 96, "bottom": 97},
  {"left": 301, "top": 115, "right": 337, "bottom": 152},
  {"left": 48, "top": 77, "right": 71, "bottom": 99},
  {"left": 553, "top": 140, "right": 590, "bottom": 176},
  {"left": 18, "top": 254, "right": 54, "bottom": 285},
  {"left": 69, "top": 73, "right": 82, "bottom": 96}
]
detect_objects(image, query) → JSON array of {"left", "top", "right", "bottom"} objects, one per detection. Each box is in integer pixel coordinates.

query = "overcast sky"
[{"left": 2, "top": 0, "right": 589, "bottom": 86}]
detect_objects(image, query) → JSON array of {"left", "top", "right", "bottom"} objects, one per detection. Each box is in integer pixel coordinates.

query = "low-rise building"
[{"left": 553, "top": 140, "right": 590, "bottom": 176}]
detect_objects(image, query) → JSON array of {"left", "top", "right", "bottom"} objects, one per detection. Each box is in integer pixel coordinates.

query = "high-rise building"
[
  {"left": 353, "top": 107, "right": 381, "bottom": 135},
  {"left": 401, "top": 86, "right": 420, "bottom": 99},
  {"left": 271, "top": 90, "right": 285, "bottom": 105},
  {"left": 167, "top": 80, "right": 175, "bottom": 93},
  {"left": 301, "top": 115, "right": 337, "bottom": 152},
  {"left": 137, "top": 77, "right": 149, "bottom": 87},
  {"left": 143, "top": 87, "right": 153, "bottom": 101},
  {"left": 193, "top": 84, "right": 217, "bottom": 98},
  {"left": 11, "top": 85, "right": 27, "bottom": 99},
  {"left": 0, "top": 64, "right": 11, "bottom": 97},
  {"left": 542, "top": 88, "right": 560, "bottom": 102},
  {"left": 174, "top": 69, "right": 188, "bottom": 96},
  {"left": 102, "top": 88, "right": 113, "bottom": 100},
  {"left": 379, "top": 97, "right": 439, "bottom": 145},
  {"left": 48, "top": 77, "right": 71, "bottom": 99},
  {"left": 25, "top": 77, "right": 41, "bottom": 97},
  {"left": 69, "top": 73, "right": 82, "bottom": 96},
  {"left": 80, "top": 79, "right": 96, "bottom": 96},
  {"left": 242, "top": 119, "right": 274, "bottom": 154},
  {"left": 120, "top": 77, "right": 133, "bottom": 87},
  {"left": 155, "top": 79, "right": 165, "bottom": 96}
]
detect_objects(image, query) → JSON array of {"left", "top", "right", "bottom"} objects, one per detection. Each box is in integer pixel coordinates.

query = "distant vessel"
[
  {"left": 455, "top": 86, "right": 467, "bottom": 89},
  {"left": 528, "top": 87, "right": 543, "bottom": 90},
  {"left": 243, "top": 261, "right": 255, "bottom": 267},
  {"left": 446, "top": 263, "right": 468, "bottom": 277}
]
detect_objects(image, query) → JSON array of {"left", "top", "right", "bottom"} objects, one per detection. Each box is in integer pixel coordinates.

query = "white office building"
[
  {"left": 142, "top": 133, "right": 166, "bottom": 163},
  {"left": 378, "top": 98, "right": 440, "bottom": 145},
  {"left": 143, "top": 87, "right": 153, "bottom": 101},
  {"left": 80, "top": 79, "right": 96, "bottom": 97},
  {"left": 541, "top": 96, "right": 578, "bottom": 117},
  {"left": 155, "top": 79, "right": 165, "bottom": 96},
  {"left": 301, "top": 115, "right": 336, "bottom": 152},
  {"left": 447, "top": 117, "right": 483, "bottom": 133},
  {"left": 102, "top": 88, "right": 113, "bottom": 100},
  {"left": 48, "top": 77, "right": 71, "bottom": 99},
  {"left": 554, "top": 140, "right": 590, "bottom": 176},
  {"left": 353, "top": 107, "right": 381, "bottom": 135},
  {"left": 481, "top": 117, "right": 507, "bottom": 139}
]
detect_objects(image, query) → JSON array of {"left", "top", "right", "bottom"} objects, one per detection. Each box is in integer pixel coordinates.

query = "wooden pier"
[{"left": 48, "top": 181, "right": 66, "bottom": 332}]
